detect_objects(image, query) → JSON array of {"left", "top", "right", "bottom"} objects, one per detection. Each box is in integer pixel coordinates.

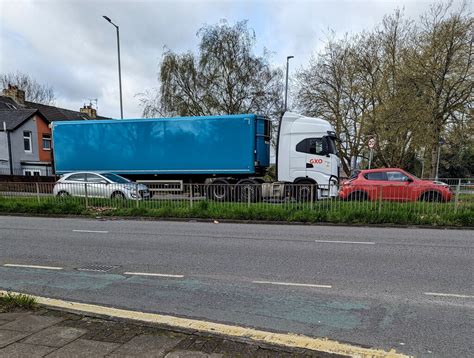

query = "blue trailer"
[
  {"left": 52, "top": 114, "right": 271, "bottom": 181},
  {"left": 52, "top": 112, "right": 341, "bottom": 200}
]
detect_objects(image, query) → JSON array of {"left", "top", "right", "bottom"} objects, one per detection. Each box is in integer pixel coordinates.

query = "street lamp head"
[
  {"left": 287, "top": 55, "right": 294, "bottom": 60},
  {"left": 103, "top": 15, "right": 112, "bottom": 23}
]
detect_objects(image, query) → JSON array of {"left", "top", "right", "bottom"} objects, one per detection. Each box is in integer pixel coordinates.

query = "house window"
[
  {"left": 42, "top": 133, "right": 51, "bottom": 150},
  {"left": 23, "top": 131, "right": 32, "bottom": 152},
  {"left": 23, "top": 170, "right": 41, "bottom": 176}
]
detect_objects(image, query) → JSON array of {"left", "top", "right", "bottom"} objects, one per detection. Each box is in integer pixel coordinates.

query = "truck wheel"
[
  {"left": 236, "top": 179, "right": 261, "bottom": 203},
  {"left": 294, "top": 181, "right": 318, "bottom": 202},
  {"left": 207, "top": 180, "right": 230, "bottom": 201}
]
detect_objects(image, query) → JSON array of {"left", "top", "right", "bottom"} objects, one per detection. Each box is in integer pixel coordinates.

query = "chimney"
[
  {"left": 80, "top": 104, "right": 97, "bottom": 119},
  {"left": 2, "top": 84, "right": 25, "bottom": 105}
]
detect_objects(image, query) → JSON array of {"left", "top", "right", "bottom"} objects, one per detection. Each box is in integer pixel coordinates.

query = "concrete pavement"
[{"left": 1, "top": 307, "right": 342, "bottom": 357}]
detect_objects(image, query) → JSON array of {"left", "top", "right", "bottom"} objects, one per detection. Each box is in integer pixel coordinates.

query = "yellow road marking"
[{"left": 0, "top": 290, "right": 409, "bottom": 358}]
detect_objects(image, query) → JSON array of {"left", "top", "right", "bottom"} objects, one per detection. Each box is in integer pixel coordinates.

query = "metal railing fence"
[{"left": 0, "top": 180, "right": 472, "bottom": 219}]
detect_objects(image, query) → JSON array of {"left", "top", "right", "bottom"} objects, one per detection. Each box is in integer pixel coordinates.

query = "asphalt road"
[{"left": 0, "top": 216, "right": 472, "bottom": 357}]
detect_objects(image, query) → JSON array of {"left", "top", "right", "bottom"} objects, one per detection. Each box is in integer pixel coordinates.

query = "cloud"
[{"left": 0, "top": 0, "right": 455, "bottom": 118}]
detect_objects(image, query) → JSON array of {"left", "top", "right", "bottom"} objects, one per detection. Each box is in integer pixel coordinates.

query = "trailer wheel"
[
  {"left": 236, "top": 179, "right": 261, "bottom": 203},
  {"left": 206, "top": 179, "right": 230, "bottom": 201}
]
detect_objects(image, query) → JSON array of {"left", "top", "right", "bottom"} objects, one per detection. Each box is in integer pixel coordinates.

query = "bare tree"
[
  {"left": 408, "top": 2, "right": 473, "bottom": 177},
  {"left": 139, "top": 20, "right": 283, "bottom": 120},
  {"left": 0, "top": 72, "right": 56, "bottom": 105},
  {"left": 297, "top": 35, "right": 367, "bottom": 175},
  {"left": 297, "top": 3, "right": 473, "bottom": 177},
  {"left": 363, "top": 10, "right": 426, "bottom": 170}
]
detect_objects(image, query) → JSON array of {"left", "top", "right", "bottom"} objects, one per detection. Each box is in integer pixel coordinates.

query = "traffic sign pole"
[{"left": 368, "top": 138, "right": 375, "bottom": 169}]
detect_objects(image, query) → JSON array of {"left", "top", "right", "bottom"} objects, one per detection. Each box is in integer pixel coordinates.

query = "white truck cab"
[{"left": 277, "top": 112, "right": 340, "bottom": 197}]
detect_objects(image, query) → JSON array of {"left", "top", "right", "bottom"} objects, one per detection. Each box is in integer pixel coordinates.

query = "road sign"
[{"left": 368, "top": 138, "right": 376, "bottom": 149}]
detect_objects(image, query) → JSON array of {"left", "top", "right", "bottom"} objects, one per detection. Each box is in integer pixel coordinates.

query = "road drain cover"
[{"left": 77, "top": 265, "right": 119, "bottom": 273}]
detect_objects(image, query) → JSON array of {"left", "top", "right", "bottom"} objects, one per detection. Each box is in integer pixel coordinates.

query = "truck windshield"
[
  {"left": 102, "top": 173, "right": 131, "bottom": 184},
  {"left": 324, "top": 136, "right": 337, "bottom": 155}
]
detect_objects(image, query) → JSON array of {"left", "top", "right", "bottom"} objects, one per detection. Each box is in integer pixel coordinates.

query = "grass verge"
[
  {"left": 0, "top": 196, "right": 472, "bottom": 227},
  {"left": 0, "top": 292, "right": 37, "bottom": 312}
]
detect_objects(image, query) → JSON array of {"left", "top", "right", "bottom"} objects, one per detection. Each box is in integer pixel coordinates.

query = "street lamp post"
[
  {"left": 103, "top": 15, "right": 123, "bottom": 119},
  {"left": 284, "top": 55, "right": 294, "bottom": 112}
]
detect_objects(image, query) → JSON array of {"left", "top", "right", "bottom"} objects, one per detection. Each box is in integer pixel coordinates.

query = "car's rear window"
[
  {"left": 364, "top": 172, "right": 388, "bottom": 181},
  {"left": 387, "top": 171, "right": 409, "bottom": 181},
  {"left": 102, "top": 173, "right": 130, "bottom": 184}
]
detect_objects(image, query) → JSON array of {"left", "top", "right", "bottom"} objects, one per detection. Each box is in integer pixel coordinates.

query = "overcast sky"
[{"left": 0, "top": 0, "right": 454, "bottom": 119}]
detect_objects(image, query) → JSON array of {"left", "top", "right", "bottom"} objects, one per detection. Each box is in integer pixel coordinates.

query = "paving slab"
[
  {"left": 0, "top": 342, "right": 55, "bottom": 357},
  {"left": 0, "top": 312, "right": 31, "bottom": 321},
  {"left": 0, "top": 320, "right": 9, "bottom": 327},
  {"left": 108, "top": 334, "right": 183, "bottom": 358},
  {"left": 45, "top": 338, "right": 120, "bottom": 357},
  {"left": 0, "top": 329, "right": 30, "bottom": 348},
  {"left": 165, "top": 351, "right": 223, "bottom": 358},
  {"left": 212, "top": 339, "right": 259, "bottom": 356},
  {"left": 1, "top": 315, "right": 63, "bottom": 333},
  {"left": 0, "top": 306, "right": 344, "bottom": 358},
  {"left": 22, "top": 325, "right": 87, "bottom": 347}
]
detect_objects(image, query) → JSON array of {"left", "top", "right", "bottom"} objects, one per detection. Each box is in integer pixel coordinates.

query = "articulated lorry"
[{"left": 52, "top": 112, "right": 340, "bottom": 200}]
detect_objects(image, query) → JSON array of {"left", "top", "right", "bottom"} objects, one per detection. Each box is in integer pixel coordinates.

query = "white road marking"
[
  {"left": 424, "top": 292, "right": 474, "bottom": 299},
  {"left": 314, "top": 240, "right": 375, "bottom": 245},
  {"left": 123, "top": 272, "right": 184, "bottom": 278},
  {"left": 73, "top": 230, "right": 109, "bottom": 234},
  {"left": 253, "top": 280, "right": 332, "bottom": 288},
  {"left": 4, "top": 264, "right": 63, "bottom": 270}
]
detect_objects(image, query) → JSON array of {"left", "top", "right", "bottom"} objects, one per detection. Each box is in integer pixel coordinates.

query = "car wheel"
[
  {"left": 420, "top": 191, "right": 441, "bottom": 202},
  {"left": 57, "top": 191, "right": 70, "bottom": 197},
  {"left": 111, "top": 191, "right": 126, "bottom": 200},
  {"left": 348, "top": 191, "right": 368, "bottom": 201}
]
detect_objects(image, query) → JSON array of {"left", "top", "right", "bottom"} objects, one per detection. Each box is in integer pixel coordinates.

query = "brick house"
[
  {"left": 0, "top": 84, "right": 108, "bottom": 176},
  {"left": 0, "top": 109, "right": 52, "bottom": 176}
]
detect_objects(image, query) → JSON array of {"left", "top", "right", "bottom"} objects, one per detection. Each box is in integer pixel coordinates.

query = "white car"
[{"left": 53, "top": 172, "right": 150, "bottom": 200}]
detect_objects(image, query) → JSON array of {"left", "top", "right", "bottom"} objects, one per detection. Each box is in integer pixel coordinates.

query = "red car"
[{"left": 339, "top": 168, "right": 453, "bottom": 202}]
